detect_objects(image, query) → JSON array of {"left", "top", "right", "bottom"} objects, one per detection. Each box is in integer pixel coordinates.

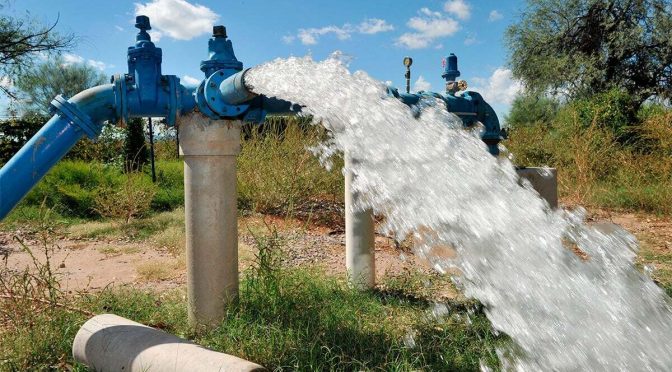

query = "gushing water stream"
[{"left": 246, "top": 55, "right": 672, "bottom": 371}]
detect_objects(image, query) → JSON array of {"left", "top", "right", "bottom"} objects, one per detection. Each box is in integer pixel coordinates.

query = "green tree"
[
  {"left": 0, "top": 112, "right": 44, "bottom": 162},
  {"left": 0, "top": 7, "right": 74, "bottom": 99},
  {"left": 506, "top": 0, "right": 672, "bottom": 110},
  {"left": 124, "top": 117, "right": 148, "bottom": 172},
  {"left": 15, "top": 56, "right": 106, "bottom": 115},
  {"left": 506, "top": 95, "right": 561, "bottom": 128}
]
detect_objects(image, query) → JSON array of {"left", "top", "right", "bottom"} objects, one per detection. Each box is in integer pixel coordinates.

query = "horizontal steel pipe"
[{"left": 219, "top": 68, "right": 257, "bottom": 105}]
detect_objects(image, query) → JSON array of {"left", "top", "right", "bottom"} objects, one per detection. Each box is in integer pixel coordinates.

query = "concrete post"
[
  {"left": 73, "top": 314, "right": 266, "bottom": 371},
  {"left": 516, "top": 167, "right": 559, "bottom": 209},
  {"left": 344, "top": 154, "right": 376, "bottom": 289},
  {"left": 179, "top": 113, "right": 241, "bottom": 327}
]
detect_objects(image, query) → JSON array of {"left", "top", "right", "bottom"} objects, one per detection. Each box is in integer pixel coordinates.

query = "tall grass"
[
  {"left": 4, "top": 118, "right": 344, "bottom": 223},
  {"left": 237, "top": 118, "right": 343, "bottom": 215},
  {"left": 505, "top": 106, "right": 672, "bottom": 214}
]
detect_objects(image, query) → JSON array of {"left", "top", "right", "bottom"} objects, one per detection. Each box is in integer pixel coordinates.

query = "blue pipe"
[{"left": 0, "top": 85, "right": 117, "bottom": 219}]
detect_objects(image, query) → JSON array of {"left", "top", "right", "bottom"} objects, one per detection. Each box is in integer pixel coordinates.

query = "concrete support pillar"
[
  {"left": 179, "top": 113, "right": 241, "bottom": 327},
  {"left": 72, "top": 314, "right": 265, "bottom": 371},
  {"left": 344, "top": 154, "right": 375, "bottom": 289},
  {"left": 516, "top": 167, "right": 559, "bottom": 209}
]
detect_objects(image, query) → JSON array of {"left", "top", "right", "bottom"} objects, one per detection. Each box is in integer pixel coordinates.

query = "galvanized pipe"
[
  {"left": 179, "top": 112, "right": 241, "bottom": 326},
  {"left": 344, "top": 154, "right": 376, "bottom": 289},
  {"left": 73, "top": 314, "right": 265, "bottom": 371}
]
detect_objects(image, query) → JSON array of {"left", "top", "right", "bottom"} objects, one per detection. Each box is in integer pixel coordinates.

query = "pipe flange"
[
  {"left": 200, "top": 71, "right": 249, "bottom": 118},
  {"left": 50, "top": 95, "right": 101, "bottom": 139},
  {"left": 112, "top": 74, "right": 129, "bottom": 124}
]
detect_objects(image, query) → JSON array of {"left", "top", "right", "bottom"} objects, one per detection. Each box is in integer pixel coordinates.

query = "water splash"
[{"left": 246, "top": 55, "right": 672, "bottom": 370}]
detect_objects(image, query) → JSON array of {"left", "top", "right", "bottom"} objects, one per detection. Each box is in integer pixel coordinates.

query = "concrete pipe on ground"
[
  {"left": 73, "top": 314, "right": 265, "bottom": 371},
  {"left": 179, "top": 113, "right": 241, "bottom": 327},
  {"left": 344, "top": 154, "right": 376, "bottom": 289}
]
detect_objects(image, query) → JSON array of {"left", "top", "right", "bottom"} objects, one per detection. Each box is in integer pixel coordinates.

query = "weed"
[
  {"left": 135, "top": 260, "right": 182, "bottom": 282},
  {"left": 94, "top": 173, "right": 158, "bottom": 223}
]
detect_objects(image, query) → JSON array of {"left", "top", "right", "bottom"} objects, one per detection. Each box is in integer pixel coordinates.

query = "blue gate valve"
[{"left": 111, "top": 15, "right": 196, "bottom": 126}]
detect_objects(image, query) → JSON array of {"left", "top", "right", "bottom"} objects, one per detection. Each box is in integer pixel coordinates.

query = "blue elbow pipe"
[{"left": 0, "top": 84, "right": 116, "bottom": 219}]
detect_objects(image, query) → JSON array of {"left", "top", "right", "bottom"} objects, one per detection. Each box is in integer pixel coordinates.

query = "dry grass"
[
  {"left": 135, "top": 260, "right": 183, "bottom": 282},
  {"left": 152, "top": 225, "right": 185, "bottom": 256},
  {"left": 505, "top": 109, "right": 672, "bottom": 214},
  {"left": 237, "top": 119, "right": 344, "bottom": 217}
]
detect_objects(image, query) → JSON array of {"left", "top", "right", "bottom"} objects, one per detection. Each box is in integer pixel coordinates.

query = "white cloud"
[
  {"left": 181, "top": 75, "right": 201, "bottom": 86},
  {"left": 134, "top": 0, "right": 219, "bottom": 41},
  {"left": 419, "top": 7, "right": 442, "bottom": 18},
  {"left": 298, "top": 25, "right": 351, "bottom": 45},
  {"left": 444, "top": 0, "right": 471, "bottom": 20},
  {"left": 62, "top": 53, "right": 109, "bottom": 70},
  {"left": 148, "top": 30, "right": 162, "bottom": 42},
  {"left": 87, "top": 59, "right": 108, "bottom": 71},
  {"left": 282, "top": 35, "right": 295, "bottom": 44},
  {"left": 115, "top": 25, "right": 125, "bottom": 32},
  {"left": 358, "top": 18, "right": 394, "bottom": 34},
  {"left": 464, "top": 33, "right": 478, "bottom": 45},
  {"left": 488, "top": 10, "right": 503, "bottom": 22},
  {"left": 291, "top": 18, "right": 393, "bottom": 45},
  {"left": 470, "top": 68, "right": 523, "bottom": 105},
  {"left": 396, "top": 9, "right": 459, "bottom": 49},
  {"left": 63, "top": 53, "right": 84, "bottom": 65},
  {"left": 413, "top": 75, "right": 432, "bottom": 92}
]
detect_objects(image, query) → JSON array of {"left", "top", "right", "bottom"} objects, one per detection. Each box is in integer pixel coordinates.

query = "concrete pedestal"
[
  {"left": 344, "top": 154, "right": 375, "bottom": 289},
  {"left": 179, "top": 113, "right": 241, "bottom": 327},
  {"left": 516, "top": 167, "right": 559, "bottom": 208}
]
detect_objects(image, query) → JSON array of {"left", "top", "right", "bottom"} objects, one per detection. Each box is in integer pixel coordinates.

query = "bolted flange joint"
[{"left": 51, "top": 95, "right": 102, "bottom": 139}]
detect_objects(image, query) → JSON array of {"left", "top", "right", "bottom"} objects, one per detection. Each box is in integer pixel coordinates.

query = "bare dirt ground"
[
  {"left": 0, "top": 214, "right": 433, "bottom": 294},
  {"left": 2, "top": 204, "right": 671, "bottom": 294}
]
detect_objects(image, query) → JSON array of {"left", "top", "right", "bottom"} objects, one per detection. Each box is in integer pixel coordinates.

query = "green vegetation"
[
  {"left": 0, "top": 224, "right": 505, "bottom": 371},
  {"left": 506, "top": 0, "right": 672, "bottom": 111},
  {"left": 15, "top": 55, "right": 107, "bottom": 115},
  {"left": 505, "top": 90, "right": 672, "bottom": 214},
  {"left": 3, "top": 119, "right": 343, "bottom": 225},
  {"left": 123, "top": 117, "right": 149, "bottom": 172}
]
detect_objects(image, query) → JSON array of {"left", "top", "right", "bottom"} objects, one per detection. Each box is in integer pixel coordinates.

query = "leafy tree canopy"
[
  {"left": 506, "top": 0, "right": 672, "bottom": 109},
  {"left": 15, "top": 56, "right": 106, "bottom": 115},
  {"left": 0, "top": 5, "right": 74, "bottom": 99}
]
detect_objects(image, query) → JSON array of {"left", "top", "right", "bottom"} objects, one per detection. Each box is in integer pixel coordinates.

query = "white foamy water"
[{"left": 246, "top": 55, "right": 672, "bottom": 371}]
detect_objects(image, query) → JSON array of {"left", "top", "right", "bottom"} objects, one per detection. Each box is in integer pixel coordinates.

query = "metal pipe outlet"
[
  {"left": 344, "top": 154, "right": 376, "bottom": 289},
  {"left": 179, "top": 112, "right": 241, "bottom": 326},
  {"left": 73, "top": 314, "right": 265, "bottom": 371}
]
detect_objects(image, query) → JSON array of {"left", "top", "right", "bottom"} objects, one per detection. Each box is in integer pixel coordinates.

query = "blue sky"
[{"left": 8, "top": 0, "right": 527, "bottom": 121}]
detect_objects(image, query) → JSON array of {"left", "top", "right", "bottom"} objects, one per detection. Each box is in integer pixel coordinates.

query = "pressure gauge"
[{"left": 403, "top": 57, "right": 413, "bottom": 67}]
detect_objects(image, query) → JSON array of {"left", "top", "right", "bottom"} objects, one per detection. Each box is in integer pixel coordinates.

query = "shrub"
[
  {"left": 94, "top": 173, "right": 158, "bottom": 223},
  {"left": 506, "top": 94, "right": 561, "bottom": 128},
  {"left": 151, "top": 160, "right": 184, "bottom": 211},
  {"left": 123, "top": 118, "right": 149, "bottom": 172},
  {"left": 237, "top": 118, "right": 343, "bottom": 215},
  {"left": 505, "top": 97, "right": 672, "bottom": 213},
  {"left": 571, "top": 88, "right": 638, "bottom": 142},
  {"left": 23, "top": 161, "right": 125, "bottom": 217}
]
